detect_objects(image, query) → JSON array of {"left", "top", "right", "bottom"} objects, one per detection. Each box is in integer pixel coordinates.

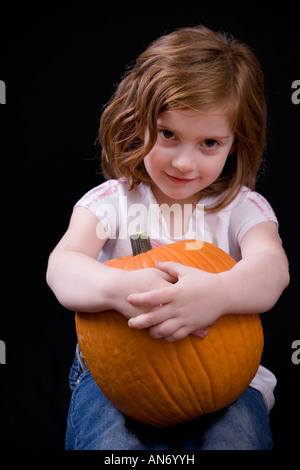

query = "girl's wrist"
[
  {"left": 215, "top": 270, "right": 236, "bottom": 316},
  {"left": 102, "top": 269, "right": 128, "bottom": 312}
]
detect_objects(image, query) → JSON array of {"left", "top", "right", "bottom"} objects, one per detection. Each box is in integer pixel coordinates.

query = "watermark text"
[
  {"left": 103, "top": 453, "right": 195, "bottom": 466},
  {"left": 291, "top": 80, "right": 300, "bottom": 105},
  {"left": 0, "top": 80, "right": 6, "bottom": 104},
  {"left": 94, "top": 198, "right": 205, "bottom": 250},
  {"left": 0, "top": 340, "right": 6, "bottom": 364},
  {"left": 291, "top": 339, "right": 300, "bottom": 365}
]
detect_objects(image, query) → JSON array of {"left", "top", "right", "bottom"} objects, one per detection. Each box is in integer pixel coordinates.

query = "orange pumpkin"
[{"left": 76, "top": 240, "right": 263, "bottom": 427}]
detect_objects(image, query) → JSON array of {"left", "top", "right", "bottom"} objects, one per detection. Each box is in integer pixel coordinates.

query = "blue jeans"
[{"left": 65, "top": 350, "right": 273, "bottom": 450}]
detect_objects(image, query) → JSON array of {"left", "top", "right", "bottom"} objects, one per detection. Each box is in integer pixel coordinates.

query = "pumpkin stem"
[{"left": 130, "top": 231, "right": 152, "bottom": 256}]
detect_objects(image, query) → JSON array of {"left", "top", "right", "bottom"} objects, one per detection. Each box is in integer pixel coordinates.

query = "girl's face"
[{"left": 143, "top": 109, "right": 235, "bottom": 205}]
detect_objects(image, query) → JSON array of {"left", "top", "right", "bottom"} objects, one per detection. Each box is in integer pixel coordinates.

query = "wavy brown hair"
[{"left": 99, "top": 25, "right": 266, "bottom": 211}]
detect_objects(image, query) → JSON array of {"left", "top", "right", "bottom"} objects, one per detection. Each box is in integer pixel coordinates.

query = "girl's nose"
[{"left": 171, "top": 148, "right": 196, "bottom": 173}]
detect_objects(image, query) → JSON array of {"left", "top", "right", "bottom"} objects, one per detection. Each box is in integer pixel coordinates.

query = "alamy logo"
[
  {"left": 94, "top": 198, "right": 205, "bottom": 250},
  {"left": 0, "top": 80, "right": 6, "bottom": 104},
  {"left": 291, "top": 339, "right": 300, "bottom": 365},
  {"left": 291, "top": 80, "right": 300, "bottom": 105},
  {"left": 0, "top": 340, "right": 6, "bottom": 364}
]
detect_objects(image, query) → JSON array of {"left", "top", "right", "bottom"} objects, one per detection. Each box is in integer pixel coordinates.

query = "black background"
[{"left": 0, "top": 0, "right": 299, "bottom": 451}]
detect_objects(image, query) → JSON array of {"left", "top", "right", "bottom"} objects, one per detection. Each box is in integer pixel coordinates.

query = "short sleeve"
[
  {"left": 229, "top": 189, "right": 279, "bottom": 247},
  {"left": 74, "top": 179, "right": 129, "bottom": 239}
]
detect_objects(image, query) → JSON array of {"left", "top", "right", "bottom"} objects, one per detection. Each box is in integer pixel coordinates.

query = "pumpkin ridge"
[
  {"left": 214, "top": 317, "right": 239, "bottom": 405},
  {"left": 99, "top": 324, "right": 173, "bottom": 424},
  {"left": 168, "top": 242, "right": 200, "bottom": 265},
  {"left": 124, "top": 332, "right": 192, "bottom": 424},
  {"left": 233, "top": 316, "right": 255, "bottom": 384},
  {"left": 170, "top": 340, "right": 206, "bottom": 416},
  {"left": 201, "top": 242, "right": 235, "bottom": 272},
  {"left": 238, "top": 314, "right": 262, "bottom": 380},
  {"left": 161, "top": 341, "right": 204, "bottom": 418},
  {"left": 145, "top": 346, "right": 193, "bottom": 422},
  {"left": 123, "top": 361, "right": 171, "bottom": 423},
  {"left": 190, "top": 335, "right": 223, "bottom": 412},
  {"left": 237, "top": 316, "right": 260, "bottom": 383},
  {"left": 169, "top": 242, "right": 232, "bottom": 274},
  {"left": 197, "top": 320, "right": 233, "bottom": 408},
  {"left": 79, "top": 316, "right": 161, "bottom": 424}
]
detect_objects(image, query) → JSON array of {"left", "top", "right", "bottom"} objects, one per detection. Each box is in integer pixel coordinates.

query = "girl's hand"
[
  {"left": 127, "top": 261, "right": 224, "bottom": 342},
  {"left": 112, "top": 267, "right": 176, "bottom": 320}
]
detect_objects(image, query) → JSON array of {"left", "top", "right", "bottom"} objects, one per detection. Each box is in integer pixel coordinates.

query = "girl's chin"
[{"left": 150, "top": 180, "right": 203, "bottom": 205}]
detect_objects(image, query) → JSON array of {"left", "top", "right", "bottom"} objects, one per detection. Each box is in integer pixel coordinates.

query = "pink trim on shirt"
[
  {"left": 79, "top": 179, "right": 128, "bottom": 209},
  {"left": 244, "top": 191, "right": 274, "bottom": 222}
]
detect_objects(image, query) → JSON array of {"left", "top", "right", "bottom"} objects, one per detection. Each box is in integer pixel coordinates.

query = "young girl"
[{"left": 46, "top": 25, "right": 289, "bottom": 450}]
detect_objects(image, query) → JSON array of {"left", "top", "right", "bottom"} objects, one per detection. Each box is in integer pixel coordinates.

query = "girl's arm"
[
  {"left": 216, "top": 221, "right": 290, "bottom": 314},
  {"left": 46, "top": 207, "right": 174, "bottom": 313},
  {"left": 127, "top": 222, "right": 290, "bottom": 341},
  {"left": 46, "top": 206, "right": 120, "bottom": 312}
]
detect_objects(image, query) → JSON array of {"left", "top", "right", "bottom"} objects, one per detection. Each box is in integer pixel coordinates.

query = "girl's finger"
[
  {"left": 128, "top": 306, "right": 169, "bottom": 329},
  {"left": 155, "top": 260, "right": 187, "bottom": 279},
  {"left": 191, "top": 328, "right": 208, "bottom": 338},
  {"left": 127, "top": 285, "right": 174, "bottom": 306}
]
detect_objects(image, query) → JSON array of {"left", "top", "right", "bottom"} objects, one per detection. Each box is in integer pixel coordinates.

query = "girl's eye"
[
  {"left": 203, "top": 139, "right": 218, "bottom": 149},
  {"left": 160, "top": 129, "right": 175, "bottom": 140}
]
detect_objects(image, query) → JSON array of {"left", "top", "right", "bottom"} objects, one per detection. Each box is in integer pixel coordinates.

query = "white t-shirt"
[{"left": 75, "top": 178, "right": 279, "bottom": 412}]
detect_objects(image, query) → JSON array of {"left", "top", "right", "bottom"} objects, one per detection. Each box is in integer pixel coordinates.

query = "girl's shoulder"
[
  {"left": 75, "top": 178, "right": 128, "bottom": 209},
  {"left": 203, "top": 186, "right": 276, "bottom": 217},
  {"left": 230, "top": 186, "right": 277, "bottom": 220},
  {"left": 74, "top": 178, "right": 152, "bottom": 214},
  {"left": 226, "top": 186, "right": 278, "bottom": 246}
]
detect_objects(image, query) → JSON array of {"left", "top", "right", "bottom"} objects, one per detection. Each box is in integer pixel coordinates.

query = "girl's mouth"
[{"left": 165, "top": 173, "right": 196, "bottom": 184}]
